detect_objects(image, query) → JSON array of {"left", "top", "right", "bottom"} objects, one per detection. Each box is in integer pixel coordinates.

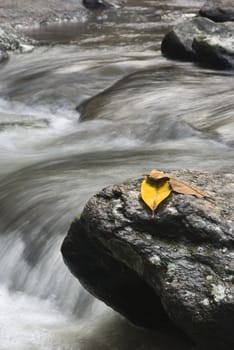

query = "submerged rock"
[
  {"left": 161, "top": 17, "right": 234, "bottom": 69},
  {"left": 62, "top": 170, "right": 234, "bottom": 350}
]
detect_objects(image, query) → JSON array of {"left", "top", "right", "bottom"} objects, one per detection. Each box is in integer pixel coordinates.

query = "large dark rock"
[
  {"left": 161, "top": 17, "right": 234, "bottom": 68},
  {"left": 199, "top": 1, "right": 234, "bottom": 22},
  {"left": 82, "top": 0, "right": 117, "bottom": 10},
  {"left": 61, "top": 170, "right": 234, "bottom": 350},
  {"left": 161, "top": 17, "right": 213, "bottom": 61}
]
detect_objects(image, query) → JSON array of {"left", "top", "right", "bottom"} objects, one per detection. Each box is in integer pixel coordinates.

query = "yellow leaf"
[{"left": 141, "top": 176, "right": 172, "bottom": 215}]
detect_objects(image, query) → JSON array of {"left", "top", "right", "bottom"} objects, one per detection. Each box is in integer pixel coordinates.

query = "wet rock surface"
[
  {"left": 82, "top": 0, "right": 116, "bottom": 11},
  {"left": 161, "top": 17, "right": 234, "bottom": 69},
  {"left": 193, "top": 34, "right": 234, "bottom": 69},
  {"left": 62, "top": 170, "right": 234, "bottom": 350},
  {"left": 199, "top": 1, "right": 234, "bottom": 22},
  {"left": 0, "top": 26, "right": 35, "bottom": 55}
]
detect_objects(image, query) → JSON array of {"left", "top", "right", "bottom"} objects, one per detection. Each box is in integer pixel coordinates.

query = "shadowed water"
[{"left": 0, "top": 1, "right": 232, "bottom": 349}]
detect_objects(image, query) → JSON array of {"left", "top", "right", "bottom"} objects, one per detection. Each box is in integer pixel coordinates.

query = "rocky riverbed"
[
  {"left": 0, "top": 0, "right": 84, "bottom": 27},
  {"left": 0, "top": 1, "right": 233, "bottom": 350}
]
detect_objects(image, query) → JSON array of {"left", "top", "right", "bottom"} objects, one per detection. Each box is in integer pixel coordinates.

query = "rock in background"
[
  {"left": 61, "top": 170, "right": 234, "bottom": 350},
  {"left": 199, "top": 0, "right": 234, "bottom": 22},
  {"left": 161, "top": 17, "right": 234, "bottom": 69},
  {"left": 0, "top": 26, "right": 34, "bottom": 61}
]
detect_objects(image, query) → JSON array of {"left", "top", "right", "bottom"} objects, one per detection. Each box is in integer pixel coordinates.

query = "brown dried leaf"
[
  {"left": 148, "top": 169, "right": 207, "bottom": 199},
  {"left": 169, "top": 177, "right": 206, "bottom": 198}
]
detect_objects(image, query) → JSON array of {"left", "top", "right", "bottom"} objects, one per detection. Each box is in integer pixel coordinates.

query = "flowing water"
[{"left": 0, "top": 1, "right": 233, "bottom": 349}]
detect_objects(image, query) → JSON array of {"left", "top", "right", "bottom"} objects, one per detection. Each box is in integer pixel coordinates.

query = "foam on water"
[{"left": 0, "top": 285, "right": 68, "bottom": 350}]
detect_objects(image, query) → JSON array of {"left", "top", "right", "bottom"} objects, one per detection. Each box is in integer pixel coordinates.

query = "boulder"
[
  {"left": 61, "top": 170, "right": 234, "bottom": 350},
  {"left": 161, "top": 17, "right": 234, "bottom": 69},
  {"left": 82, "top": 0, "right": 118, "bottom": 10},
  {"left": 161, "top": 17, "right": 213, "bottom": 61},
  {"left": 199, "top": 1, "right": 234, "bottom": 22}
]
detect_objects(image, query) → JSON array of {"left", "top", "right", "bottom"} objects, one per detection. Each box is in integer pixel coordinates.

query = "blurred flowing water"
[{"left": 0, "top": 1, "right": 233, "bottom": 349}]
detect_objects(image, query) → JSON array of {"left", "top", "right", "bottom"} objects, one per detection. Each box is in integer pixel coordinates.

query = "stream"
[{"left": 0, "top": 1, "right": 233, "bottom": 349}]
